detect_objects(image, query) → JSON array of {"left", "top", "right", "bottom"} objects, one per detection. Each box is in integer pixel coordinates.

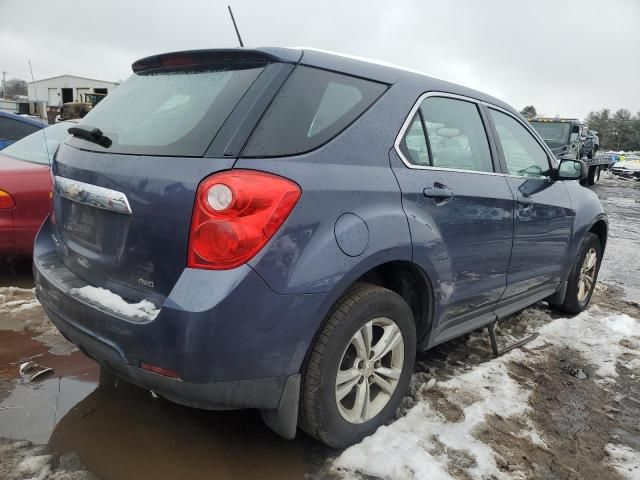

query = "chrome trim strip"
[
  {"left": 54, "top": 176, "right": 133, "bottom": 215},
  {"left": 393, "top": 91, "right": 558, "bottom": 178}
]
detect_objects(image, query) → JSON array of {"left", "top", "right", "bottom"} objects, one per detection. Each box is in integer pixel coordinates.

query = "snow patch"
[
  {"left": 17, "top": 454, "right": 54, "bottom": 480},
  {"left": 529, "top": 310, "right": 640, "bottom": 382},
  {"left": 335, "top": 349, "right": 534, "bottom": 479},
  {"left": 71, "top": 285, "right": 159, "bottom": 321},
  {"left": 606, "top": 444, "right": 640, "bottom": 480},
  {"left": 333, "top": 310, "right": 640, "bottom": 479}
]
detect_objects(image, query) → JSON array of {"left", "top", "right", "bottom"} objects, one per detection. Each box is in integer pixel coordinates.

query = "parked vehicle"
[
  {"left": 0, "top": 112, "right": 46, "bottom": 149},
  {"left": 529, "top": 118, "right": 584, "bottom": 159},
  {"left": 530, "top": 119, "right": 612, "bottom": 186},
  {"left": 611, "top": 157, "right": 640, "bottom": 180},
  {"left": 33, "top": 48, "right": 608, "bottom": 448},
  {"left": 580, "top": 130, "right": 599, "bottom": 159},
  {"left": 55, "top": 92, "right": 107, "bottom": 123},
  {"left": 0, "top": 121, "right": 74, "bottom": 256}
]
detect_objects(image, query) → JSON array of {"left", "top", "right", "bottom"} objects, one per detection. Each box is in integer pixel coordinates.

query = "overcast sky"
[{"left": 1, "top": 0, "right": 638, "bottom": 119}]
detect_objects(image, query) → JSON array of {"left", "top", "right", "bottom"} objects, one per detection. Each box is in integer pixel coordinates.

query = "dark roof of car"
[
  {"left": 0, "top": 111, "right": 47, "bottom": 128},
  {"left": 293, "top": 48, "right": 513, "bottom": 108},
  {"left": 132, "top": 47, "right": 518, "bottom": 115}
]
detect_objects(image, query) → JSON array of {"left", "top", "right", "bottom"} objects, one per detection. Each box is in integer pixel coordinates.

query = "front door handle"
[{"left": 517, "top": 195, "right": 534, "bottom": 206}]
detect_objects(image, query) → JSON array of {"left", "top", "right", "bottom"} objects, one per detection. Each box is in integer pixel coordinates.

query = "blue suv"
[{"left": 34, "top": 48, "right": 607, "bottom": 447}]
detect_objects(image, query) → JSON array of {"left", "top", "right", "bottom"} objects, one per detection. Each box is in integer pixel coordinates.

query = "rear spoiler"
[{"left": 132, "top": 48, "right": 302, "bottom": 73}]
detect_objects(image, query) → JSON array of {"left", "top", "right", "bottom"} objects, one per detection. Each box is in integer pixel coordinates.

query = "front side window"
[
  {"left": 242, "top": 66, "right": 387, "bottom": 157},
  {"left": 399, "top": 96, "right": 494, "bottom": 173},
  {"left": 490, "top": 109, "right": 551, "bottom": 177}
]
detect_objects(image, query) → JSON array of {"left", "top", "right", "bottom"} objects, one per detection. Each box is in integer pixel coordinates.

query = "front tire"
[
  {"left": 587, "top": 166, "right": 600, "bottom": 186},
  {"left": 549, "top": 233, "right": 602, "bottom": 314},
  {"left": 299, "top": 284, "right": 416, "bottom": 448}
]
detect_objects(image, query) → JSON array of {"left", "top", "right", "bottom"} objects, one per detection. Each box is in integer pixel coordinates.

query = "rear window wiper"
[{"left": 68, "top": 125, "right": 112, "bottom": 148}]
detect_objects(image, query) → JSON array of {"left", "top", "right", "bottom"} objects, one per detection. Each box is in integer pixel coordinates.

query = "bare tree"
[{"left": 4, "top": 78, "right": 28, "bottom": 99}]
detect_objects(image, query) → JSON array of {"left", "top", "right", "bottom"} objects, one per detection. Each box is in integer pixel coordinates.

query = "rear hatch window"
[
  {"left": 66, "top": 55, "right": 267, "bottom": 156},
  {"left": 242, "top": 66, "right": 387, "bottom": 157}
]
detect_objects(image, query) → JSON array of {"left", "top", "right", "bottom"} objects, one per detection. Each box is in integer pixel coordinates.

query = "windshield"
[
  {"left": 2, "top": 121, "right": 72, "bottom": 164},
  {"left": 530, "top": 121, "right": 571, "bottom": 149},
  {"left": 66, "top": 63, "right": 266, "bottom": 156}
]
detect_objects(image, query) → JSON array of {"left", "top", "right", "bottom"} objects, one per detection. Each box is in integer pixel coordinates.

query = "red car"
[{"left": 0, "top": 122, "right": 73, "bottom": 256}]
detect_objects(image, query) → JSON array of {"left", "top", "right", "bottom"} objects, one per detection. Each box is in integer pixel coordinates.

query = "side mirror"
[{"left": 557, "top": 159, "right": 587, "bottom": 180}]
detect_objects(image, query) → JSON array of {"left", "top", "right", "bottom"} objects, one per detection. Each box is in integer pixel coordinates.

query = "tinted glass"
[
  {"left": 491, "top": 109, "right": 551, "bottom": 177},
  {"left": 399, "top": 114, "right": 429, "bottom": 166},
  {"left": 0, "top": 117, "right": 41, "bottom": 141},
  {"left": 67, "top": 63, "right": 265, "bottom": 156},
  {"left": 2, "top": 121, "right": 72, "bottom": 164},
  {"left": 417, "top": 97, "right": 493, "bottom": 172},
  {"left": 530, "top": 121, "right": 571, "bottom": 149},
  {"left": 243, "top": 66, "right": 386, "bottom": 157}
]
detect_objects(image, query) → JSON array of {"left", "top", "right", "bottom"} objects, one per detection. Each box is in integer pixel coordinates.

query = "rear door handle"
[{"left": 423, "top": 184, "right": 453, "bottom": 205}]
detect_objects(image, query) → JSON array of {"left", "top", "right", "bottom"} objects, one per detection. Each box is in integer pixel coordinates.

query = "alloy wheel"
[
  {"left": 335, "top": 317, "right": 405, "bottom": 424},
  {"left": 578, "top": 247, "right": 598, "bottom": 302}
]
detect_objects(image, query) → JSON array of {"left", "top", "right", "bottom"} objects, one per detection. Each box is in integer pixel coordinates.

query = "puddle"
[
  {"left": 0, "top": 375, "right": 97, "bottom": 444},
  {"left": 1, "top": 287, "right": 325, "bottom": 480},
  {"left": 49, "top": 376, "right": 322, "bottom": 480}
]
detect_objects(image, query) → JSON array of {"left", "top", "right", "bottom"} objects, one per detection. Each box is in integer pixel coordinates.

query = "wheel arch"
[
  {"left": 589, "top": 218, "right": 608, "bottom": 251},
  {"left": 302, "top": 259, "right": 435, "bottom": 371}
]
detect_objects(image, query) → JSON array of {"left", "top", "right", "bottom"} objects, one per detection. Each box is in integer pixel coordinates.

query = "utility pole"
[{"left": 2, "top": 71, "right": 6, "bottom": 99}]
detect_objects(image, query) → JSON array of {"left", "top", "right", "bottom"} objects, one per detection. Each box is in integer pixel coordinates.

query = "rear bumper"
[
  {"left": 44, "top": 301, "right": 290, "bottom": 410},
  {"left": 34, "top": 217, "right": 337, "bottom": 412}
]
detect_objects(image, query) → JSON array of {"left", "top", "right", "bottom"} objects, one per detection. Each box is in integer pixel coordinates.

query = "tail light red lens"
[
  {"left": 187, "top": 170, "right": 301, "bottom": 270},
  {"left": 0, "top": 190, "right": 15, "bottom": 209}
]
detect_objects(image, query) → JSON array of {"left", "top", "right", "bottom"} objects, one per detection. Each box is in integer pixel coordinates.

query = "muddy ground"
[{"left": 1, "top": 173, "right": 639, "bottom": 479}]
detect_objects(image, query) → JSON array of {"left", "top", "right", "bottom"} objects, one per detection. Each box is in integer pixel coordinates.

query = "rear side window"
[
  {"left": 242, "top": 66, "right": 387, "bottom": 157},
  {"left": 399, "top": 114, "right": 429, "bottom": 166},
  {"left": 399, "top": 97, "right": 494, "bottom": 173},
  {"left": 67, "top": 62, "right": 266, "bottom": 156}
]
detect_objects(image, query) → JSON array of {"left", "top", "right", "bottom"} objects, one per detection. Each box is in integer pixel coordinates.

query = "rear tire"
[
  {"left": 299, "top": 284, "right": 416, "bottom": 448},
  {"left": 549, "top": 233, "right": 602, "bottom": 314}
]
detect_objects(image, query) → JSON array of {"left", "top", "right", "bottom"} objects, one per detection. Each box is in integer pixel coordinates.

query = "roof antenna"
[
  {"left": 28, "top": 60, "right": 52, "bottom": 167},
  {"left": 227, "top": 6, "right": 244, "bottom": 47}
]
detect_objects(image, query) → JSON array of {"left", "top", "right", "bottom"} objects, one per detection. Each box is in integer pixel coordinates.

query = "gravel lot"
[{"left": 1, "top": 173, "right": 639, "bottom": 479}]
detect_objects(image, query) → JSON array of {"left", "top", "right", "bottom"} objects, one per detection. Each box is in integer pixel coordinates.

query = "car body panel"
[
  {"left": 499, "top": 177, "right": 574, "bottom": 298},
  {"left": 0, "top": 153, "right": 51, "bottom": 255},
  {"left": 389, "top": 150, "right": 514, "bottom": 344},
  {"left": 51, "top": 142, "right": 235, "bottom": 300}
]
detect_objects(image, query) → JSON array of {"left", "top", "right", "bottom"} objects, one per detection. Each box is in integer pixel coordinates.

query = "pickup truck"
[{"left": 530, "top": 118, "right": 613, "bottom": 186}]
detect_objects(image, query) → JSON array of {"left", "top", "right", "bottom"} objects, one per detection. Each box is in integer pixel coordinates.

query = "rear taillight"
[
  {"left": 0, "top": 190, "right": 15, "bottom": 209},
  {"left": 187, "top": 170, "right": 301, "bottom": 270}
]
